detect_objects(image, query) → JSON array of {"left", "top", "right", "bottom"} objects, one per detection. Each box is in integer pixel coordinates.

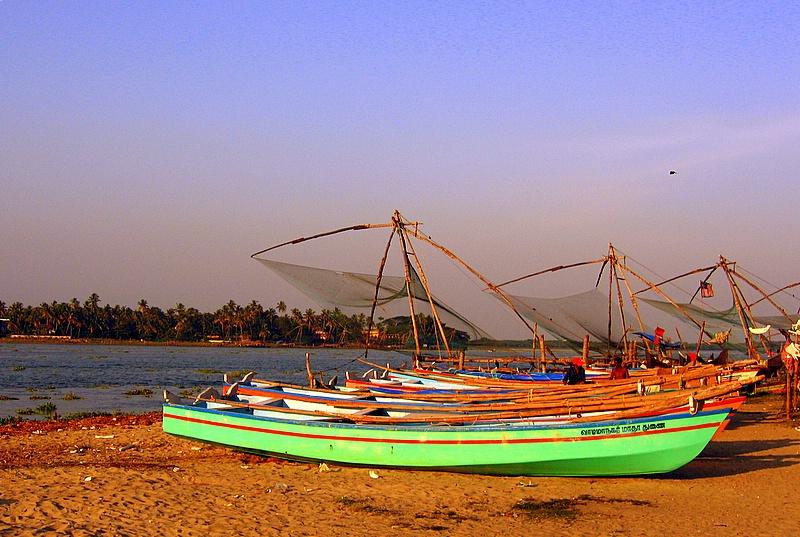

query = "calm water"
[{"left": 0, "top": 344, "right": 409, "bottom": 418}]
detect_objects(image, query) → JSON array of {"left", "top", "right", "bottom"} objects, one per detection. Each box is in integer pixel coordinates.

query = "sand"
[{"left": 1, "top": 396, "right": 799, "bottom": 537}]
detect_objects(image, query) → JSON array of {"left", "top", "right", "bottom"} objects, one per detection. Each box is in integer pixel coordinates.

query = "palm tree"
[
  {"left": 6, "top": 302, "right": 25, "bottom": 334},
  {"left": 66, "top": 298, "right": 83, "bottom": 338},
  {"left": 84, "top": 293, "right": 102, "bottom": 337},
  {"left": 243, "top": 300, "right": 264, "bottom": 341}
]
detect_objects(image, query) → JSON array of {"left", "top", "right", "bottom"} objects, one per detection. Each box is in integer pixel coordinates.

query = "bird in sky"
[{"left": 669, "top": 170, "right": 677, "bottom": 175}]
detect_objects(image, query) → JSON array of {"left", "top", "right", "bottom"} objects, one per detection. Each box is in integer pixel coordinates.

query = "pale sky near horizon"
[{"left": 2, "top": 1, "right": 799, "bottom": 338}]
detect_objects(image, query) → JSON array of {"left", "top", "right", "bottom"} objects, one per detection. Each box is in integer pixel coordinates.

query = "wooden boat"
[{"left": 162, "top": 393, "right": 738, "bottom": 476}]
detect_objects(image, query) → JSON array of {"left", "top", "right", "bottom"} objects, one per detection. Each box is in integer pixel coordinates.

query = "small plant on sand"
[
  {"left": 17, "top": 402, "right": 57, "bottom": 417},
  {"left": 0, "top": 395, "right": 19, "bottom": 401},
  {"left": 512, "top": 497, "right": 578, "bottom": 520},
  {"left": 178, "top": 387, "right": 202, "bottom": 398},
  {"left": 29, "top": 395, "right": 51, "bottom": 400},
  {"left": 62, "top": 392, "right": 82, "bottom": 400},
  {"left": 225, "top": 369, "right": 252, "bottom": 380},
  {"left": 35, "top": 402, "right": 57, "bottom": 416},
  {"left": 62, "top": 411, "right": 120, "bottom": 420},
  {"left": 335, "top": 496, "right": 395, "bottom": 514},
  {"left": 11, "top": 365, "right": 26, "bottom": 371},
  {"left": 0, "top": 416, "right": 22, "bottom": 425},
  {"left": 124, "top": 387, "right": 153, "bottom": 397},
  {"left": 195, "top": 368, "right": 224, "bottom": 375}
]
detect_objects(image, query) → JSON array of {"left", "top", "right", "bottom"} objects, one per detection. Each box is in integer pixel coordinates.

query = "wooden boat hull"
[{"left": 162, "top": 403, "right": 731, "bottom": 476}]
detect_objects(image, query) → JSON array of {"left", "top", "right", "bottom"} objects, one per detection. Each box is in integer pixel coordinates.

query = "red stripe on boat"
[{"left": 164, "top": 413, "right": 721, "bottom": 445}]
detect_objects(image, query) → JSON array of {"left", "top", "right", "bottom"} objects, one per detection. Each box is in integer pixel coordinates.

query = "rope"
[{"left": 738, "top": 265, "right": 800, "bottom": 304}]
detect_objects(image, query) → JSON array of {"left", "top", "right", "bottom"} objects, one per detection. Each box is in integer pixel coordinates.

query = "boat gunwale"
[{"left": 162, "top": 401, "right": 733, "bottom": 434}]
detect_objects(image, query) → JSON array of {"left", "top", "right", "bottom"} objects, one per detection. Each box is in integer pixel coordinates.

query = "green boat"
[{"left": 162, "top": 399, "right": 733, "bottom": 476}]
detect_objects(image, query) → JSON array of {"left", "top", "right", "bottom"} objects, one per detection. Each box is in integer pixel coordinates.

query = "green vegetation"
[
  {"left": 512, "top": 497, "right": 578, "bottom": 520},
  {"left": 195, "top": 368, "right": 223, "bottom": 375},
  {"left": 0, "top": 416, "right": 22, "bottom": 425},
  {"left": 62, "top": 411, "right": 122, "bottom": 420},
  {"left": 0, "top": 395, "right": 19, "bottom": 401},
  {"left": 124, "top": 387, "right": 153, "bottom": 397},
  {"left": 62, "top": 392, "right": 82, "bottom": 400},
  {"left": 225, "top": 369, "right": 252, "bottom": 379},
  {"left": 28, "top": 395, "right": 51, "bottom": 400},
  {"left": 178, "top": 387, "right": 202, "bottom": 398},
  {"left": 335, "top": 496, "right": 395, "bottom": 515},
  {"left": 0, "top": 295, "right": 469, "bottom": 347},
  {"left": 17, "top": 402, "right": 57, "bottom": 417},
  {"left": 512, "top": 495, "right": 652, "bottom": 520},
  {"left": 11, "top": 365, "right": 26, "bottom": 371}
]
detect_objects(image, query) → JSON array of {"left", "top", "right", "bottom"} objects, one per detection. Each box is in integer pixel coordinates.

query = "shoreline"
[
  {"left": 0, "top": 337, "right": 543, "bottom": 352},
  {"left": 0, "top": 336, "right": 376, "bottom": 351}
]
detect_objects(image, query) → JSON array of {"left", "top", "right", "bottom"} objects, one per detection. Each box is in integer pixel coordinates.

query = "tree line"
[{"left": 0, "top": 294, "right": 469, "bottom": 347}]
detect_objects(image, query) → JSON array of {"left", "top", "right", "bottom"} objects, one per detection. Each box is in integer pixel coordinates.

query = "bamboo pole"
[
  {"left": 731, "top": 268, "right": 795, "bottom": 322},
  {"left": 719, "top": 256, "right": 758, "bottom": 359},
  {"left": 394, "top": 216, "right": 421, "bottom": 357},
  {"left": 364, "top": 227, "right": 396, "bottom": 361},
  {"left": 613, "top": 254, "right": 652, "bottom": 355},
  {"left": 305, "top": 352, "right": 314, "bottom": 388},
  {"left": 539, "top": 334, "right": 547, "bottom": 371},
  {"left": 695, "top": 321, "right": 706, "bottom": 358},
  {"left": 610, "top": 245, "right": 630, "bottom": 357},
  {"left": 750, "top": 280, "right": 800, "bottom": 307},
  {"left": 607, "top": 248, "right": 613, "bottom": 358},
  {"left": 494, "top": 258, "right": 606, "bottom": 289},
  {"left": 632, "top": 264, "right": 719, "bottom": 295},
  {"left": 723, "top": 265, "right": 785, "bottom": 356},
  {"left": 403, "top": 228, "right": 452, "bottom": 358},
  {"left": 250, "top": 222, "right": 394, "bottom": 258},
  {"left": 615, "top": 263, "right": 711, "bottom": 336},
  {"left": 689, "top": 266, "right": 719, "bottom": 303},
  {"left": 582, "top": 335, "right": 590, "bottom": 365},
  {"left": 396, "top": 213, "right": 538, "bottom": 336}
]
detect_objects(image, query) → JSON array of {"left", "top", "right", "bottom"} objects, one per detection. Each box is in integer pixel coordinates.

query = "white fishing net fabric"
[{"left": 257, "top": 258, "right": 493, "bottom": 340}]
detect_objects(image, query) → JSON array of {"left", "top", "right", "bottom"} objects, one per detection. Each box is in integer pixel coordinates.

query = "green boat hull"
[{"left": 162, "top": 404, "right": 728, "bottom": 476}]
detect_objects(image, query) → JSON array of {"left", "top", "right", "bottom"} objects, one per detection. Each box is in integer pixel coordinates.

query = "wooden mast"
[
  {"left": 401, "top": 216, "right": 539, "bottom": 337},
  {"left": 612, "top": 253, "right": 652, "bottom": 356},
  {"left": 718, "top": 255, "right": 757, "bottom": 359},
  {"left": 393, "top": 213, "right": 422, "bottom": 358},
  {"left": 607, "top": 245, "right": 613, "bottom": 359},
  {"left": 609, "top": 244, "right": 630, "bottom": 357}
]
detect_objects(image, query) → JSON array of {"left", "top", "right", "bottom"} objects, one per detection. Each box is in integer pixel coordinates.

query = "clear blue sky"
[{"left": 2, "top": 1, "right": 799, "bottom": 336}]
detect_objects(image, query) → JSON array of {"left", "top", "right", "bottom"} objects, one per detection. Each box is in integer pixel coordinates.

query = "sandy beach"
[{"left": 1, "top": 395, "right": 799, "bottom": 537}]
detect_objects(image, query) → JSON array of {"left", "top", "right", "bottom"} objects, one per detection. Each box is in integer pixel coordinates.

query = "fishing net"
[
  {"left": 640, "top": 298, "right": 797, "bottom": 334},
  {"left": 504, "top": 288, "right": 648, "bottom": 347},
  {"left": 256, "top": 258, "right": 493, "bottom": 341}
]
